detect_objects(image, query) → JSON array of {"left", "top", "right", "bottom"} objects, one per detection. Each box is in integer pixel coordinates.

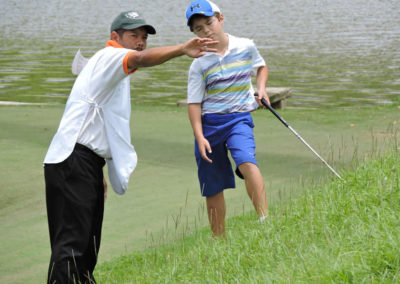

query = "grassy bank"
[
  {"left": 96, "top": 146, "right": 400, "bottom": 283},
  {"left": 0, "top": 104, "right": 398, "bottom": 283}
]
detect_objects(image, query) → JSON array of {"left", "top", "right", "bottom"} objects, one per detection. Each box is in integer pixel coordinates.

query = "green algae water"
[{"left": 0, "top": 0, "right": 399, "bottom": 108}]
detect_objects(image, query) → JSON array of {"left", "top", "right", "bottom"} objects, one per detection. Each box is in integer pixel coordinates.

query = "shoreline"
[{"left": 0, "top": 101, "right": 56, "bottom": 106}]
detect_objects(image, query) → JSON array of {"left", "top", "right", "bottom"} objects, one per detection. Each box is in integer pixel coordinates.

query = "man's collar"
[{"left": 106, "top": 40, "right": 123, "bottom": 48}]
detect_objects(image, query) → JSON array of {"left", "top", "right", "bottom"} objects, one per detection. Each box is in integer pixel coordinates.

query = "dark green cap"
[{"left": 110, "top": 11, "right": 156, "bottom": 34}]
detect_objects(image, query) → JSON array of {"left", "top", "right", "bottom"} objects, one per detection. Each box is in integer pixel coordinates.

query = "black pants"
[{"left": 45, "top": 144, "right": 105, "bottom": 284}]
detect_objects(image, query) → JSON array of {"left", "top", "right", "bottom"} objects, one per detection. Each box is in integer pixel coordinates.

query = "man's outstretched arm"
[{"left": 127, "top": 38, "right": 218, "bottom": 69}]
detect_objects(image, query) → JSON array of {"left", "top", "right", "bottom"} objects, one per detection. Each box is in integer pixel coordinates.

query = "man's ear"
[{"left": 110, "top": 31, "right": 120, "bottom": 42}]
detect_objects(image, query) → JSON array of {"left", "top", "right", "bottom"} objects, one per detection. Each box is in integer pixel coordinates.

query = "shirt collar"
[
  {"left": 106, "top": 40, "right": 123, "bottom": 48},
  {"left": 204, "top": 34, "right": 232, "bottom": 58}
]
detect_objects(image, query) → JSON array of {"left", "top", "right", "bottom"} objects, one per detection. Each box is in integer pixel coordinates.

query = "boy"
[
  {"left": 185, "top": 0, "right": 270, "bottom": 237},
  {"left": 44, "top": 10, "right": 217, "bottom": 283}
]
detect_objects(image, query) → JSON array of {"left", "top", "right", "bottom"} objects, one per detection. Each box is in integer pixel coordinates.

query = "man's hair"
[
  {"left": 114, "top": 29, "right": 126, "bottom": 37},
  {"left": 188, "top": 13, "right": 220, "bottom": 32}
]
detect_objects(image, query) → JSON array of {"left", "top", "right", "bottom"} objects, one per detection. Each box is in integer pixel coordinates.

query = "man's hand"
[
  {"left": 197, "top": 136, "right": 213, "bottom": 163},
  {"left": 103, "top": 177, "right": 108, "bottom": 202},
  {"left": 182, "top": 38, "right": 218, "bottom": 58}
]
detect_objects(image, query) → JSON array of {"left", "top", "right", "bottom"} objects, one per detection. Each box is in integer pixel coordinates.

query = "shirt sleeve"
[
  {"left": 187, "top": 60, "right": 206, "bottom": 104},
  {"left": 123, "top": 51, "right": 137, "bottom": 75},
  {"left": 249, "top": 40, "right": 266, "bottom": 75}
]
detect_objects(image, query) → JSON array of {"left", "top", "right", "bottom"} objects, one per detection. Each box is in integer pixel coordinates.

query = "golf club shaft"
[{"left": 259, "top": 97, "right": 343, "bottom": 181}]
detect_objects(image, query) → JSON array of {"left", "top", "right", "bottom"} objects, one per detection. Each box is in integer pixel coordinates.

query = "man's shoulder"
[
  {"left": 88, "top": 46, "right": 116, "bottom": 61},
  {"left": 87, "top": 46, "right": 132, "bottom": 69},
  {"left": 93, "top": 45, "right": 132, "bottom": 58}
]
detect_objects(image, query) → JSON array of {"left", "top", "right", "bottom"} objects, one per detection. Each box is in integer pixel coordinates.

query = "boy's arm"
[
  {"left": 255, "top": 65, "right": 270, "bottom": 106},
  {"left": 188, "top": 103, "right": 212, "bottom": 163},
  {"left": 127, "top": 38, "right": 218, "bottom": 69}
]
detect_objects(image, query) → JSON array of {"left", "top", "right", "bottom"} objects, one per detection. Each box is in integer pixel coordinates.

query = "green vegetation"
[
  {"left": 1, "top": 41, "right": 399, "bottom": 108},
  {"left": 0, "top": 42, "right": 193, "bottom": 106},
  {"left": 96, "top": 148, "right": 400, "bottom": 283},
  {"left": 0, "top": 105, "right": 398, "bottom": 283}
]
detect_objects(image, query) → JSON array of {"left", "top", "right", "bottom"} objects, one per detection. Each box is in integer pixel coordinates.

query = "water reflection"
[{"left": 0, "top": 0, "right": 399, "bottom": 108}]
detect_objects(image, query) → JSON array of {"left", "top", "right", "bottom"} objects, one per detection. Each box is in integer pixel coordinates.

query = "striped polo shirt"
[{"left": 187, "top": 34, "right": 266, "bottom": 114}]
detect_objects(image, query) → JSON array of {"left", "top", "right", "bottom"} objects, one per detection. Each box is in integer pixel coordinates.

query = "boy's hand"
[
  {"left": 197, "top": 136, "right": 213, "bottom": 163},
  {"left": 255, "top": 89, "right": 270, "bottom": 108},
  {"left": 182, "top": 38, "right": 218, "bottom": 58}
]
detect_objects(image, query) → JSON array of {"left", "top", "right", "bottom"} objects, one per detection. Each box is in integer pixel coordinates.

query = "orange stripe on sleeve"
[{"left": 123, "top": 51, "right": 137, "bottom": 75}]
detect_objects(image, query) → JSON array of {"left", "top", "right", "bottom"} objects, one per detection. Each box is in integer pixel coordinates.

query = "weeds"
[{"left": 96, "top": 131, "right": 400, "bottom": 283}]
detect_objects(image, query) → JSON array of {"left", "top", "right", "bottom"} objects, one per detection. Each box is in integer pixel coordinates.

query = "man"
[{"left": 44, "top": 10, "right": 217, "bottom": 283}]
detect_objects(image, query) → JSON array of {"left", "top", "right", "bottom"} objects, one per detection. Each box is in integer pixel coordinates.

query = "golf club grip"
[{"left": 260, "top": 98, "right": 289, "bottom": 128}]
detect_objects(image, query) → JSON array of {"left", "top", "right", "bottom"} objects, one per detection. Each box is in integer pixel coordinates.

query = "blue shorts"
[{"left": 194, "top": 112, "right": 258, "bottom": 197}]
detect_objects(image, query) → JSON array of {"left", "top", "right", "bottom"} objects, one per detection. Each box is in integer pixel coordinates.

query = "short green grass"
[
  {"left": 0, "top": 104, "right": 398, "bottom": 283},
  {"left": 96, "top": 147, "right": 400, "bottom": 283}
]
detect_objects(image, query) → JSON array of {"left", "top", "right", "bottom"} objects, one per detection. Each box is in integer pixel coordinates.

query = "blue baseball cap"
[{"left": 186, "top": 0, "right": 221, "bottom": 25}]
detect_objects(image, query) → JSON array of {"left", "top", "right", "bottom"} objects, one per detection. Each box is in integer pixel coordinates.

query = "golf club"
[{"left": 255, "top": 93, "right": 343, "bottom": 181}]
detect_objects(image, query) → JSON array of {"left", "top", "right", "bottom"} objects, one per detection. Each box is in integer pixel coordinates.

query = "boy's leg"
[
  {"left": 225, "top": 113, "right": 269, "bottom": 219},
  {"left": 238, "top": 162, "right": 269, "bottom": 218},
  {"left": 205, "top": 191, "right": 226, "bottom": 237}
]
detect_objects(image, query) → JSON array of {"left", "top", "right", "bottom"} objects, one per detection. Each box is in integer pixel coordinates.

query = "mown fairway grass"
[
  {"left": 0, "top": 104, "right": 399, "bottom": 283},
  {"left": 96, "top": 147, "right": 400, "bottom": 283}
]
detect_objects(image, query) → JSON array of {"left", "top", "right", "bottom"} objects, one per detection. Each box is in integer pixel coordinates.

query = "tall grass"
[{"left": 96, "top": 138, "right": 399, "bottom": 283}]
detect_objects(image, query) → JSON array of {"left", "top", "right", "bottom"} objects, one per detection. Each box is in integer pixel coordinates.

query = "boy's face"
[
  {"left": 116, "top": 27, "right": 148, "bottom": 51},
  {"left": 191, "top": 15, "right": 223, "bottom": 40}
]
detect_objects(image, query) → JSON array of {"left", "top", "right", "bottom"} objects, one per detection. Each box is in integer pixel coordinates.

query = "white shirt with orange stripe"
[{"left": 44, "top": 40, "right": 137, "bottom": 195}]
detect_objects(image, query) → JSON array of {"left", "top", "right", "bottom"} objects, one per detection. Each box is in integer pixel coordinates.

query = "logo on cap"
[
  {"left": 126, "top": 12, "right": 139, "bottom": 19},
  {"left": 190, "top": 4, "right": 201, "bottom": 12}
]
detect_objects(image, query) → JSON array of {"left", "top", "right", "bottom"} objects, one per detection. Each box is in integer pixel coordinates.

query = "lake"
[{"left": 0, "top": 0, "right": 399, "bottom": 108}]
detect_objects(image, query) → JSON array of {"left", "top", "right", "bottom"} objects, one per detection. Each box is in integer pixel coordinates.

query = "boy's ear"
[{"left": 218, "top": 13, "right": 224, "bottom": 24}]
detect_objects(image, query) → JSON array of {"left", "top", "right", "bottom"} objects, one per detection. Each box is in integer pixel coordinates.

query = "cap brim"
[
  {"left": 187, "top": 11, "right": 215, "bottom": 25},
  {"left": 123, "top": 24, "right": 156, "bottom": 34}
]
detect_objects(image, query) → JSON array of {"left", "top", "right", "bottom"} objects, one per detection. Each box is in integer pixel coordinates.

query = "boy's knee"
[
  {"left": 206, "top": 191, "right": 224, "bottom": 205},
  {"left": 239, "top": 162, "right": 255, "bottom": 169},
  {"left": 238, "top": 162, "right": 259, "bottom": 178}
]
